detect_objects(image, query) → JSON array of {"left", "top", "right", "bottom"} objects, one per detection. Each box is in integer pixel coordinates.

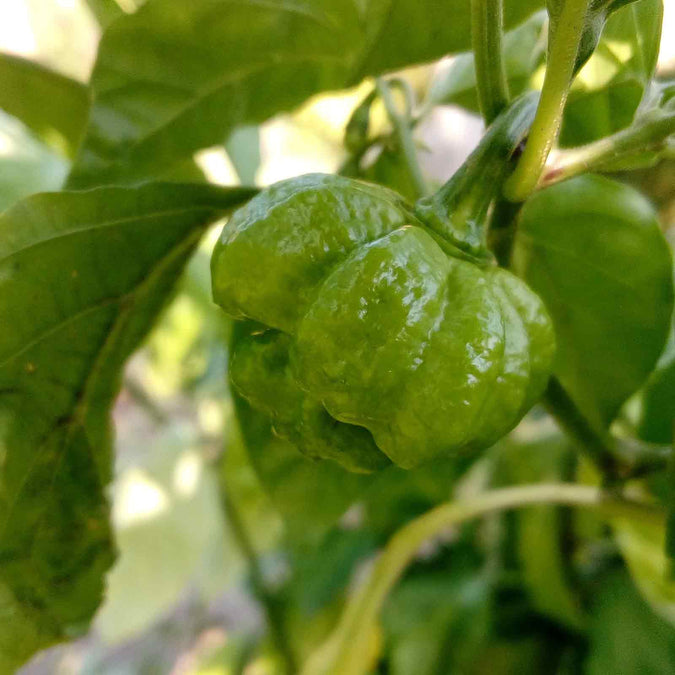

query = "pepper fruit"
[{"left": 212, "top": 94, "right": 555, "bottom": 472}]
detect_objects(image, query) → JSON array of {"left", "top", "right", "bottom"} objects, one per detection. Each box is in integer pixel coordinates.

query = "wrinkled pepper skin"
[{"left": 212, "top": 173, "right": 554, "bottom": 471}]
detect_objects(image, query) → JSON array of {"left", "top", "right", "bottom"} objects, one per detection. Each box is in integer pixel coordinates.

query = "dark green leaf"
[
  {"left": 362, "top": 457, "right": 466, "bottom": 536},
  {"left": 0, "top": 182, "right": 254, "bottom": 670},
  {"left": 638, "top": 332, "right": 675, "bottom": 444},
  {"left": 68, "top": 0, "right": 541, "bottom": 188},
  {"left": 586, "top": 571, "right": 675, "bottom": 674},
  {"left": 0, "top": 52, "right": 90, "bottom": 158},
  {"left": 514, "top": 175, "right": 674, "bottom": 430},
  {"left": 560, "top": 0, "right": 663, "bottom": 146},
  {"left": 383, "top": 567, "right": 491, "bottom": 675}
]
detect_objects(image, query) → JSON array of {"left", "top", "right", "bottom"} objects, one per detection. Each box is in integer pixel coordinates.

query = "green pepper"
[{"left": 212, "top": 95, "right": 555, "bottom": 472}]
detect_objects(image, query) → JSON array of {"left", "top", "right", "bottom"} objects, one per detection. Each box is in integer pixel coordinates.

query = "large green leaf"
[
  {"left": 638, "top": 357, "right": 675, "bottom": 444},
  {"left": 586, "top": 571, "right": 675, "bottom": 674},
  {"left": 0, "top": 182, "right": 254, "bottom": 670},
  {"left": 67, "top": 0, "right": 541, "bottom": 188},
  {"left": 546, "top": 0, "right": 638, "bottom": 76},
  {"left": 560, "top": 0, "right": 663, "bottom": 146},
  {"left": 638, "top": 300, "right": 675, "bottom": 444},
  {"left": 383, "top": 564, "right": 491, "bottom": 675},
  {"left": 513, "top": 175, "right": 673, "bottom": 429},
  {"left": 0, "top": 52, "right": 90, "bottom": 159}
]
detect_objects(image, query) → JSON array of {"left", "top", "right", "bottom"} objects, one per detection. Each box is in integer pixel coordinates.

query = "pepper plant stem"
[
  {"left": 543, "top": 376, "right": 621, "bottom": 482},
  {"left": 471, "top": 0, "right": 510, "bottom": 124},
  {"left": 504, "top": 0, "right": 590, "bottom": 201},
  {"left": 541, "top": 110, "right": 675, "bottom": 187},
  {"left": 301, "top": 483, "right": 662, "bottom": 675},
  {"left": 221, "top": 491, "right": 297, "bottom": 674},
  {"left": 376, "top": 77, "right": 429, "bottom": 198}
]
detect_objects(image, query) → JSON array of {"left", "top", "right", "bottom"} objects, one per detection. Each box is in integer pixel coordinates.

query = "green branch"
[
  {"left": 504, "top": 0, "right": 590, "bottom": 201},
  {"left": 222, "top": 491, "right": 297, "bottom": 674},
  {"left": 376, "top": 77, "right": 428, "bottom": 198},
  {"left": 541, "top": 110, "right": 675, "bottom": 187},
  {"left": 543, "top": 377, "right": 621, "bottom": 482},
  {"left": 471, "top": 0, "right": 510, "bottom": 124},
  {"left": 302, "top": 483, "right": 662, "bottom": 675}
]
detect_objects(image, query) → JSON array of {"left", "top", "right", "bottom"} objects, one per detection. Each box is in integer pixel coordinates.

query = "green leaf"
[
  {"left": 514, "top": 175, "right": 674, "bottom": 429},
  {"left": 546, "top": 0, "right": 636, "bottom": 76},
  {"left": 614, "top": 518, "right": 675, "bottom": 627},
  {"left": 586, "top": 570, "right": 675, "bottom": 674},
  {"left": 362, "top": 456, "right": 467, "bottom": 536},
  {"left": 638, "top": 358, "right": 675, "bottom": 444},
  {"left": 560, "top": 0, "right": 663, "bottom": 146},
  {"left": 0, "top": 182, "right": 254, "bottom": 670},
  {"left": 68, "top": 0, "right": 542, "bottom": 188},
  {"left": 0, "top": 113, "right": 69, "bottom": 213},
  {"left": 425, "top": 11, "right": 547, "bottom": 112},
  {"left": 638, "top": 313, "right": 675, "bottom": 444},
  {"left": 0, "top": 52, "right": 90, "bottom": 159},
  {"left": 383, "top": 566, "right": 491, "bottom": 675}
]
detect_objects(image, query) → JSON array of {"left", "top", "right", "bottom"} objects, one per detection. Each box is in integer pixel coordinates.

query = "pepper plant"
[{"left": 0, "top": 0, "right": 674, "bottom": 672}]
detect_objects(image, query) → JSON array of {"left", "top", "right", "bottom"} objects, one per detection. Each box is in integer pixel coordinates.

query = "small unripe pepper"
[{"left": 212, "top": 95, "right": 555, "bottom": 472}]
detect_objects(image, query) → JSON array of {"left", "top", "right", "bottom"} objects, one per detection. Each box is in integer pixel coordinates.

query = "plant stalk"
[
  {"left": 376, "top": 78, "right": 428, "bottom": 198},
  {"left": 222, "top": 491, "right": 297, "bottom": 674},
  {"left": 543, "top": 377, "right": 621, "bottom": 483},
  {"left": 471, "top": 0, "right": 510, "bottom": 124},
  {"left": 504, "top": 0, "right": 590, "bottom": 201},
  {"left": 301, "top": 483, "right": 663, "bottom": 675},
  {"left": 541, "top": 110, "right": 675, "bottom": 187}
]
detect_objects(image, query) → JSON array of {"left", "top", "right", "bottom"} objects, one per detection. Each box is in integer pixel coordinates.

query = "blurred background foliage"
[{"left": 2, "top": 0, "right": 674, "bottom": 673}]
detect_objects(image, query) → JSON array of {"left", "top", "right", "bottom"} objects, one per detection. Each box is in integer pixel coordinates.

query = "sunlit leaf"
[
  {"left": 0, "top": 52, "right": 89, "bottom": 158},
  {"left": 68, "top": 0, "right": 541, "bottom": 188},
  {"left": 560, "top": 0, "right": 663, "bottom": 145},
  {"left": 0, "top": 182, "right": 254, "bottom": 670}
]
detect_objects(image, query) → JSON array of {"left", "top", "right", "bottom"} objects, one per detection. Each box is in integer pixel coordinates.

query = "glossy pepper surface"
[{"left": 212, "top": 98, "right": 555, "bottom": 472}]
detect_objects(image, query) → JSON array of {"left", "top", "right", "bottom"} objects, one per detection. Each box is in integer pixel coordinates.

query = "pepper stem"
[
  {"left": 415, "top": 93, "right": 537, "bottom": 260},
  {"left": 471, "top": 0, "right": 510, "bottom": 124},
  {"left": 503, "top": 0, "right": 591, "bottom": 201},
  {"left": 376, "top": 78, "right": 429, "bottom": 199}
]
